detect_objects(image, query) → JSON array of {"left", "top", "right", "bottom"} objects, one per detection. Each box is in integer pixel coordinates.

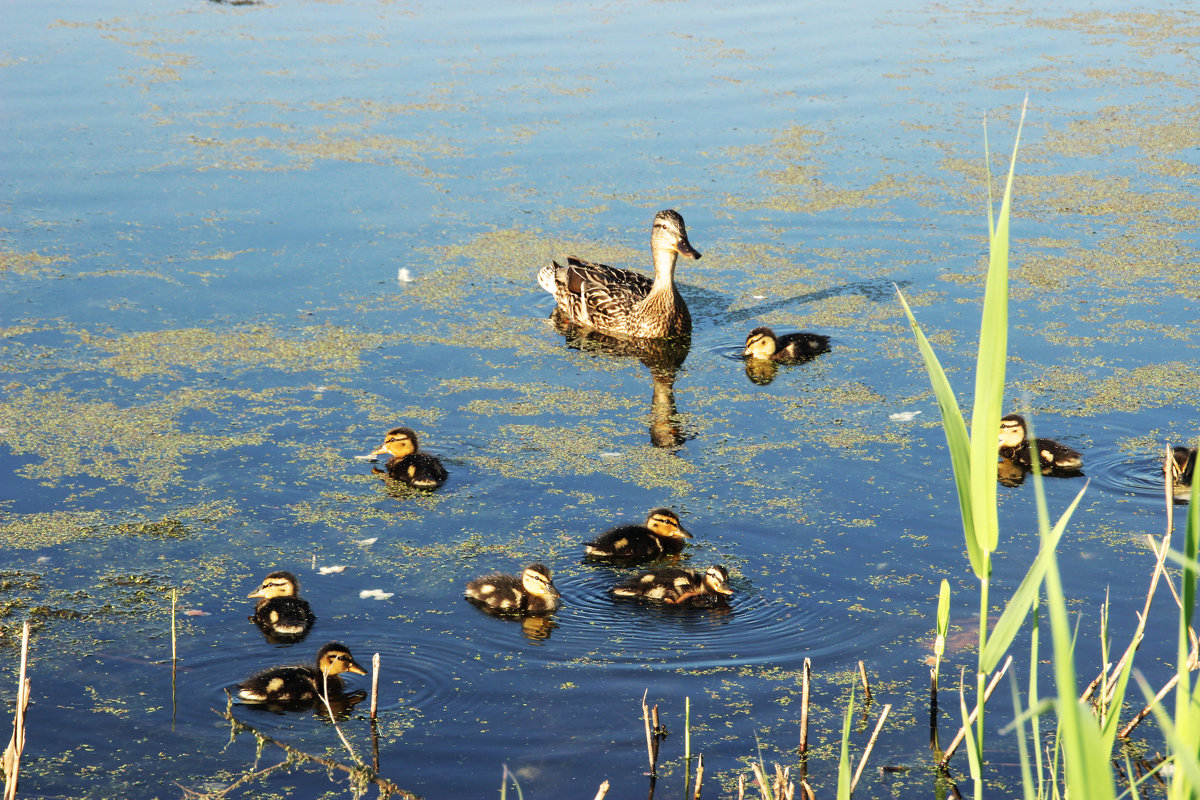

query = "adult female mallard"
[
  {"left": 998, "top": 413, "right": 1082, "bottom": 472},
  {"left": 536, "top": 209, "right": 701, "bottom": 339},
  {"left": 584, "top": 508, "right": 693, "bottom": 562}
]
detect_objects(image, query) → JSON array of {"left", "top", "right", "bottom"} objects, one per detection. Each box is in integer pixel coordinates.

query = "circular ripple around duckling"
[
  {"left": 1087, "top": 450, "right": 1179, "bottom": 502},
  {"left": 534, "top": 572, "right": 888, "bottom": 672}
]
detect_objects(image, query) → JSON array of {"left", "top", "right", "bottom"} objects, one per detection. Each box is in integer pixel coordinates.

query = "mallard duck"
[
  {"left": 610, "top": 564, "right": 733, "bottom": 606},
  {"left": 998, "top": 413, "right": 1082, "bottom": 471},
  {"left": 1171, "top": 446, "right": 1197, "bottom": 486},
  {"left": 235, "top": 642, "right": 367, "bottom": 707},
  {"left": 742, "top": 326, "right": 830, "bottom": 363},
  {"left": 367, "top": 427, "right": 448, "bottom": 489},
  {"left": 584, "top": 508, "right": 693, "bottom": 561},
  {"left": 247, "top": 570, "right": 315, "bottom": 642},
  {"left": 464, "top": 564, "right": 561, "bottom": 614},
  {"left": 536, "top": 209, "right": 701, "bottom": 339}
]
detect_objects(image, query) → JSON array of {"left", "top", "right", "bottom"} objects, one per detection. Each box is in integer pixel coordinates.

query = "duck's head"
[
  {"left": 704, "top": 565, "right": 734, "bottom": 596},
  {"left": 743, "top": 327, "right": 778, "bottom": 359},
  {"left": 316, "top": 642, "right": 368, "bottom": 677},
  {"left": 998, "top": 414, "right": 1027, "bottom": 448},
  {"left": 651, "top": 210, "right": 702, "bottom": 260},
  {"left": 370, "top": 427, "right": 418, "bottom": 459},
  {"left": 521, "top": 564, "right": 561, "bottom": 599},
  {"left": 248, "top": 570, "right": 301, "bottom": 600},
  {"left": 645, "top": 508, "right": 692, "bottom": 540}
]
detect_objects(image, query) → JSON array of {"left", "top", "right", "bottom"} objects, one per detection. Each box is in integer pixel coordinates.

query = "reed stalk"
[
  {"left": 370, "top": 653, "right": 381, "bottom": 720},
  {"left": 798, "top": 658, "right": 811, "bottom": 756},
  {"left": 2, "top": 622, "right": 30, "bottom": 800},
  {"left": 857, "top": 661, "right": 872, "bottom": 705},
  {"left": 850, "top": 704, "right": 890, "bottom": 793}
]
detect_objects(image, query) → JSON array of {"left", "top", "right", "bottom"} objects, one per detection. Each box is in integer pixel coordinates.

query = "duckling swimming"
[
  {"left": 610, "top": 564, "right": 733, "bottom": 607},
  {"left": 537, "top": 210, "right": 701, "bottom": 339},
  {"left": 465, "top": 564, "right": 561, "bottom": 614},
  {"left": 742, "top": 327, "right": 830, "bottom": 363},
  {"left": 584, "top": 508, "right": 693, "bottom": 562},
  {"left": 367, "top": 427, "right": 448, "bottom": 489},
  {"left": 1171, "top": 446, "right": 1197, "bottom": 485},
  {"left": 235, "top": 642, "right": 367, "bottom": 708},
  {"left": 247, "top": 570, "right": 315, "bottom": 642},
  {"left": 998, "top": 413, "right": 1082, "bottom": 472}
]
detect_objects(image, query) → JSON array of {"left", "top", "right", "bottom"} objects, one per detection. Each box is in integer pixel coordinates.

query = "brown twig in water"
[
  {"left": 641, "top": 690, "right": 657, "bottom": 777},
  {"left": 799, "top": 657, "right": 811, "bottom": 756},
  {"left": 370, "top": 652, "right": 381, "bottom": 720},
  {"left": 692, "top": 753, "right": 704, "bottom": 800},
  {"left": 939, "top": 656, "right": 1011, "bottom": 767},
  {"left": 593, "top": 779, "right": 610, "bottom": 800},
  {"left": 214, "top": 705, "right": 419, "bottom": 799},
  {"left": 738, "top": 773, "right": 745, "bottom": 800},
  {"left": 2, "top": 622, "right": 30, "bottom": 800},
  {"left": 851, "top": 703, "right": 892, "bottom": 793},
  {"left": 857, "top": 660, "right": 872, "bottom": 704}
]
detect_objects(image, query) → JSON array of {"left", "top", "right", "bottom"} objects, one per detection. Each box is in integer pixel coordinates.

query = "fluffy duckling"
[
  {"left": 584, "top": 508, "right": 693, "bottom": 562},
  {"left": 465, "top": 564, "right": 561, "bottom": 614},
  {"left": 536, "top": 209, "right": 701, "bottom": 339},
  {"left": 1171, "top": 446, "right": 1197, "bottom": 486},
  {"left": 235, "top": 642, "right": 367, "bottom": 707},
  {"left": 247, "top": 570, "right": 315, "bottom": 642},
  {"left": 610, "top": 564, "right": 733, "bottom": 607},
  {"left": 368, "top": 427, "right": 448, "bottom": 489},
  {"left": 743, "top": 326, "right": 830, "bottom": 363},
  {"left": 998, "top": 413, "right": 1082, "bottom": 472}
]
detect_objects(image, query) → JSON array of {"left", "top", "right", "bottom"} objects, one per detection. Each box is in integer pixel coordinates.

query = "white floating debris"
[
  {"left": 889, "top": 411, "right": 922, "bottom": 422},
  {"left": 752, "top": 295, "right": 766, "bottom": 300},
  {"left": 354, "top": 453, "right": 379, "bottom": 462},
  {"left": 184, "top": 609, "right": 210, "bottom": 617},
  {"left": 359, "top": 589, "right": 394, "bottom": 600},
  {"left": 598, "top": 451, "right": 622, "bottom": 459},
  {"left": 318, "top": 565, "right": 347, "bottom": 575},
  {"left": 397, "top": 268, "right": 414, "bottom": 283},
  {"left": 36, "top": 556, "right": 51, "bottom": 564},
  {"left": 354, "top": 537, "right": 378, "bottom": 547}
]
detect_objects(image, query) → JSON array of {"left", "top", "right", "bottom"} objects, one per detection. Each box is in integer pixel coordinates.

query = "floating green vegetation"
[
  {"left": 78, "top": 323, "right": 391, "bottom": 380},
  {"left": 0, "top": 248, "right": 69, "bottom": 278},
  {"left": 0, "top": 504, "right": 235, "bottom": 550}
]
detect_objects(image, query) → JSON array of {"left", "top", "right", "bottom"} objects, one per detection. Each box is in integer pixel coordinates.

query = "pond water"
[{"left": 3, "top": 0, "right": 1199, "bottom": 797}]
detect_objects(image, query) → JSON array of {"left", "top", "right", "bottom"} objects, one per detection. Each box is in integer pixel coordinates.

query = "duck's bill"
[
  {"left": 678, "top": 241, "right": 702, "bottom": 259},
  {"left": 355, "top": 453, "right": 380, "bottom": 462}
]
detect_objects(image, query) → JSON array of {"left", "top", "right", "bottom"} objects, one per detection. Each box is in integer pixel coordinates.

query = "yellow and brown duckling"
[
  {"left": 998, "top": 413, "right": 1083, "bottom": 472},
  {"left": 367, "top": 426, "right": 448, "bottom": 490},
  {"left": 536, "top": 209, "right": 701, "bottom": 339},
  {"left": 743, "top": 326, "right": 830, "bottom": 363},
  {"left": 464, "top": 563, "right": 561, "bottom": 614},
  {"left": 235, "top": 642, "right": 367, "bottom": 707},
  {"left": 584, "top": 508, "right": 693, "bottom": 562},
  {"left": 247, "top": 570, "right": 315, "bottom": 642},
  {"left": 610, "top": 564, "right": 733, "bottom": 607}
]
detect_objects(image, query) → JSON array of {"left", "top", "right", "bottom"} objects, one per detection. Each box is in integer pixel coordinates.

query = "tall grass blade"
[{"left": 836, "top": 686, "right": 854, "bottom": 800}]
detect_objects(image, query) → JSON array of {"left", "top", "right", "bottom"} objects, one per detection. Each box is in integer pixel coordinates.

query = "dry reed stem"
[
  {"left": 641, "top": 690, "right": 656, "bottom": 776},
  {"left": 692, "top": 753, "right": 704, "bottom": 800},
  {"left": 370, "top": 652, "right": 381, "bottom": 720},
  {"left": 320, "top": 673, "right": 361, "bottom": 766},
  {"left": 2, "top": 622, "right": 30, "bottom": 800},
  {"left": 738, "top": 773, "right": 745, "bottom": 800},
  {"left": 857, "top": 660, "right": 872, "bottom": 703},
  {"left": 938, "top": 655, "right": 1011, "bottom": 766},
  {"left": 651, "top": 704, "right": 662, "bottom": 765},
  {"left": 799, "top": 780, "right": 815, "bottom": 800},
  {"left": 750, "top": 761, "right": 772, "bottom": 800},
  {"left": 850, "top": 703, "right": 891, "bottom": 793},
  {"left": 593, "top": 779, "right": 610, "bottom": 799},
  {"left": 799, "top": 658, "right": 811, "bottom": 754}
]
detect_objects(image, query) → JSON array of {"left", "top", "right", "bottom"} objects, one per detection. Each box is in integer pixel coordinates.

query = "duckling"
[
  {"left": 536, "top": 210, "right": 701, "bottom": 339},
  {"left": 998, "top": 413, "right": 1082, "bottom": 472},
  {"left": 367, "top": 427, "right": 448, "bottom": 489},
  {"left": 610, "top": 564, "right": 733, "bottom": 607},
  {"left": 743, "top": 326, "right": 830, "bottom": 363},
  {"left": 464, "top": 564, "right": 561, "bottom": 614},
  {"left": 247, "top": 570, "right": 315, "bottom": 642},
  {"left": 584, "top": 508, "right": 693, "bottom": 562},
  {"left": 235, "top": 642, "right": 367, "bottom": 707},
  {"left": 1171, "top": 446, "right": 1197, "bottom": 486}
]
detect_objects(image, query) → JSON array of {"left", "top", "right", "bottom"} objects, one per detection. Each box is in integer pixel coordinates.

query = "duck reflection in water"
[{"left": 550, "top": 310, "right": 691, "bottom": 448}]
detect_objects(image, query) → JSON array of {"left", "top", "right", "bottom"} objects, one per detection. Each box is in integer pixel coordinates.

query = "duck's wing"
[{"left": 561, "top": 257, "right": 653, "bottom": 328}]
